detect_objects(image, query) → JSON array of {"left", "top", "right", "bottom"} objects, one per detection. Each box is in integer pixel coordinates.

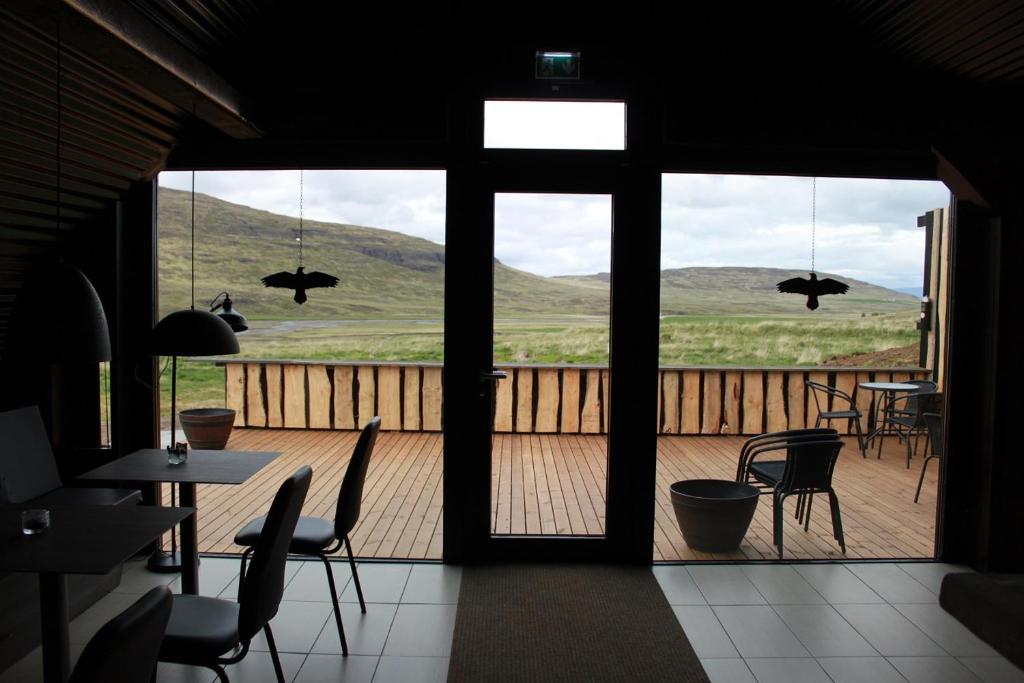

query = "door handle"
[{"left": 479, "top": 370, "right": 508, "bottom": 382}]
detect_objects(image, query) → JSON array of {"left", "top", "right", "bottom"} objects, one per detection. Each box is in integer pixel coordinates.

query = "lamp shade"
[
  {"left": 7, "top": 262, "right": 111, "bottom": 362},
  {"left": 214, "top": 294, "right": 247, "bottom": 332},
  {"left": 151, "top": 309, "right": 239, "bottom": 357}
]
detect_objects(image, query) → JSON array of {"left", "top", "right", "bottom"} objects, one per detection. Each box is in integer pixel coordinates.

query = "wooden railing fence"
[{"left": 222, "top": 360, "right": 929, "bottom": 436}]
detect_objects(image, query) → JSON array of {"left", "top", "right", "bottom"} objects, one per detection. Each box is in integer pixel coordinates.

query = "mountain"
[{"left": 158, "top": 188, "right": 917, "bottom": 319}]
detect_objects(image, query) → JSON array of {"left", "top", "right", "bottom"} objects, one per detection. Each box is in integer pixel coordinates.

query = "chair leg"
[
  {"left": 853, "top": 417, "right": 867, "bottom": 457},
  {"left": 914, "top": 456, "right": 935, "bottom": 503},
  {"left": 876, "top": 430, "right": 885, "bottom": 459},
  {"left": 345, "top": 535, "right": 366, "bottom": 614},
  {"left": 774, "top": 493, "right": 785, "bottom": 560},
  {"left": 237, "top": 546, "right": 253, "bottom": 603},
  {"left": 263, "top": 623, "right": 286, "bottom": 683},
  {"left": 795, "top": 494, "right": 804, "bottom": 521},
  {"left": 828, "top": 490, "right": 846, "bottom": 554},
  {"left": 803, "top": 494, "right": 814, "bottom": 532},
  {"left": 319, "top": 553, "right": 349, "bottom": 656},
  {"left": 204, "top": 665, "right": 229, "bottom": 683},
  {"left": 906, "top": 433, "right": 913, "bottom": 469}
]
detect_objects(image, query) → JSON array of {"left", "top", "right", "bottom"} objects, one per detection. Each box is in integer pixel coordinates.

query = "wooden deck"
[{"left": 187, "top": 428, "right": 938, "bottom": 561}]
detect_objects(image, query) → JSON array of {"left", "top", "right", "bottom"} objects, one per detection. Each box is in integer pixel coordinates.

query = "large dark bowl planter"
[
  {"left": 179, "top": 408, "right": 236, "bottom": 449},
  {"left": 670, "top": 479, "right": 760, "bottom": 553}
]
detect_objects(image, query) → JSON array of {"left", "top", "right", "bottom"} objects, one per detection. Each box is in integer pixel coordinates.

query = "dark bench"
[{"left": 940, "top": 572, "right": 1024, "bottom": 670}]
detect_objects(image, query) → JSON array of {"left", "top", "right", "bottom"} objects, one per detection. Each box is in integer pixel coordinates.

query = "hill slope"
[{"left": 158, "top": 188, "right": 917, "bottom": 318}]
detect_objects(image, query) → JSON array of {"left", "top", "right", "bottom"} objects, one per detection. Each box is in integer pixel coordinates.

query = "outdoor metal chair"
[
  {"left": 233, "top": 417, "right": 380, "bottom": 656},
  {"left": 882, "top": 391, "right": 943, "bottom": 468},
  {"left": 806, "top": 381, "right": 867, "bottom": 456},
  {"left": 915, "top": 412, "right": 943, "bottom": 503},
  {"left": 157, "top": 467, "right": 312, "bottom": 683},
  {"left": 69, "top": 586, "right": 172, "bottom": 683}
]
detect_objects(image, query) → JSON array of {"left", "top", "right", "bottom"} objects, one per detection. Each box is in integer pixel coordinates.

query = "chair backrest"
[
  {"left": 778, "top": 439, "right": 845, "bottom": 494},
  {"left": 806, "top": 381, "right": 853, "bottom": 413},
  {"left": 335, "top": 416, "right": 381, "bottom": 538},
  {"left": 69, "top": 586, "right": 172, "bottom": 683},
  {"left": 910, "top": 391, "right": 943, "bottom": 424},
  {"left": 902, "top": 380, "right": 938, "bottom": 414},
  {"left": 923, "top": 412, "right": 943, "bottom": 457},
  {"left": 0, "top": 405, "right": 62, "bottom": 504},
  {"left": 736, "top": 428, "right": 838, "bottom": 481},
  {"left": 238, "top": 466, "right": 312, "bottom": 642}
]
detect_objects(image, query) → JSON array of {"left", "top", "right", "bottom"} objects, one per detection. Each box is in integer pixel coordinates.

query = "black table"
[
  {"left": 858, "top": 382, "right": 919, "bottom": 445},
  {"left": 78, "top": 449, "right": 280, "bottom": 595},
  {"left": 0, "top": 505, "right": 191, "bottom": 683}
]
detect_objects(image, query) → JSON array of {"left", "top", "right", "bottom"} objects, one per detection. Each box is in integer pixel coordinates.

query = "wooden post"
[
  {"left": 765, "top": 371, "right": 786, "bottom": 432},
  {"left": 581, "top": 369, "right": 602, "bottom": 434},
  {"left": 560, "top": 368, "right": 581, "bottom": 433},
  {"left": 283, "top": 364, "right": 306, "bottom": 428},
  {"left": 357, "top": 365, "right": 375, "bottom": 428},
  {"left": 307, "top": 365, "right": 332, "bottom": 429},
  {"left": 421, "top": 367, "right": 442, "bottom": 431},
  {"left": 225, "top": 363, "right": 245, "bottom": 426},
  {"left": 403, "top": 367, "right": 421, "bottom": 431},
  {"left": 661, "top": 371, "right": 680, "bottom": 434},
  {"left": 516, "top": 368, "right": 534, "bottom": 433},
  {"left": 266, "top": 364, "right": 283, "bottom": 428},
  {"left": 701, "top": 371, "right": 722, "bottom": 434},
  {"left": 723, "top": 371, "right": 742, "bottom": 434},
  {"left": 245, "top": 363, "right": 266, "bottom": 428},
  {"left": 742, "top": 371, "right": 764, "bottom": 434},
  {"left": 333, "top": 366, "right": 355, "bottom": 429},
  {"left": 681, "top": 370, "right": 700, "bottom": 434},
  {"left": 377, "top": 366, "right": 402, "bottom": 430}
]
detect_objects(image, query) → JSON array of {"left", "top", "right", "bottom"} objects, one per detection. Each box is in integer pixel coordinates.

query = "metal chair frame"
[{"left": 806, "top": 381, "right": 867, "bottom": 456}]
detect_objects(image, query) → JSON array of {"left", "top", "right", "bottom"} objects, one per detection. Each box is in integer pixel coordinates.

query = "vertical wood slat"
[
  {"left": 682, "top": 370, "right": 701, "bottom": 435},
  {"left": 516, "top": 368, "right": 534, "bottom": 433},
  {"left": 936, "top": 206, "right": 951, "bottom": 389},
  {"left": 581, "top": 370, "right": 602, "bottom": 434},
  {"left": 765, "top": 371, "right": 786, "bottom": 432},
  {"left": 723, "top": 371, "right": 741, "bottom": 434},
  {"left": 702, "top": 371, "right": 722, "bottom": 434},
  {"left": 662, "top": 371, "right": 680, "bottom": 434},
  {"left": 560, "top": 369, "right": 580, "bottom": 433},
  {"left": 307, "top": 365, "right": 331, "bottom": 429},
  {"left": 742, "top": 371, "right": 764, "bottom": 434},
  {"left": 421, "top": 367, "right": 442, "bottom": 431},
  {"left": 602, "top": 370, "right": 609, "bottom": 431},
  {"left": 225, "top": 363, "right": 245, "bottom": 426},
  {"left": 333, "top": 366, "right": 355, "bottom": 429},
  {"left": 244, "top": 364, "right": 266, "bottom": 427},
  {"left": 805, "top": 370, "right": 828, "bottom": 427},
  {"left": 283, "top": 364, "right": 306, "bottom": 428},
  {"left": 855, "top": 371, "right": 872, "bottom": 433},
  {"left": 493, "top": 370, "right": 513, "bottom": 432},
  {"left": 266, "top": 364, "right": 283, "bottom": 428},
  {"left": 403, "top": 367, "right": 421, "bottom": 431},
  {"left": 656, "top": 372, "right": 663, "bottom": 432},
  {"left": 377, "top": 366, "right": 402, "bottom": 430},
  {"left": 357, "top": 366, "right": 376, "bottom": 428},
  {"left": 535, "top": 369, "right": 560, "bottom": 433},
  {"left": 787, "top": 371, "right": 806, "bottom": 430},
  {"left": 833, "top": 372, "right": 858, "bottom": 434}
]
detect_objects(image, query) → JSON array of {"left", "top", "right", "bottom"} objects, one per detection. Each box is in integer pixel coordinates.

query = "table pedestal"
[
  {"left": 39, "top": 573, "right": 70, "bottom": 683},
  {"left": 178, "top": 482, "right": 199, "bottom": 594}
]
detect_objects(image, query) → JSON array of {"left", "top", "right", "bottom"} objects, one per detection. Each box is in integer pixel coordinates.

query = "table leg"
[
  {"left": 38, "top": 573, "right": 70, "bottom": 683},
  {"left": 178, "top": 482, "right": 199, "bottom": 594}
]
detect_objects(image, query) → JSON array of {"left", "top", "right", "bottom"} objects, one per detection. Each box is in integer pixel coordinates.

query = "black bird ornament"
[
  {"left": 776, "top": 272, "right": 849, "bottom": 310},
  {"left": 261, "top": 266, "right": 339, "bottom": 304}
]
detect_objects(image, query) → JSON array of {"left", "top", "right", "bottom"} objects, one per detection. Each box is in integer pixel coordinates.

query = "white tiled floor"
[{"left": 3, "top": 560, "right": 1022, "bottom": 682}]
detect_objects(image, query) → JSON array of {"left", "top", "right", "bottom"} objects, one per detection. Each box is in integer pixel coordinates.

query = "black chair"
[
  {"left": 68, "top": 586, "right": 172, "bottom": 683},
  {"left": 234, "top": 417, "right": 380, "bottom": 656},
  {"left": 883, "top": 391, "right": 943, "bottom": 468},
  {"left": 892, "top": 380, "right": 938, "bottom": 418},
  {"left": 806, "top": 381, "right": 867, "bottom": 456},
  {"left": 157, "top": 466, "right": 312, "bottom": 683},
  {"left": 915, "top": 412, "right": 943, "bottom": 503},
  {"left": 736, "top": 427, "right": 839, "bottom": 490}
]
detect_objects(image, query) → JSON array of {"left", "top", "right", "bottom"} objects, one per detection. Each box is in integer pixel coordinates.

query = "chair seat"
[
  {"left": 819, "top": 409, "right": 860, "bottom": 420},
  {"left": 889, "top": 415, "right": 924, "bottom": 429},
  {"left": 159, "top": 595, "right": 240, "bottom": 663},
  {"left": 234, "top": 515, "right": 336, "bottom": 555},
  {"left": 749, "top": 460, "right": 785, "bottom": 486}
]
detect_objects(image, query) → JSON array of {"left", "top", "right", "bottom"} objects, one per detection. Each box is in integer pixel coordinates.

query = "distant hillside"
[{"left": 158, "top": 188, "right": 917, "bottom": 318}]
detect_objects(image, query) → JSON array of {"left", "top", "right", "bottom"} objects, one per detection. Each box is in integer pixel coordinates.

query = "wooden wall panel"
[
  {"left": 333, "top": 365, "right": 355, "bottom": 429},
  {"left": 307, "top": 365, "right": 331, "bottom": 429},
  {"left": 742, "top": 371, "right": 764, "bottom": 434},
  {"left": 516, "top": 368, "right": 534, "bottom": 433},
  {"left": 357, "top": 366, "right": 376, "bottom": 428},
  {"left": 535, "top": 369, "right": 560, "bottom": 433},
  {"left": 723, "top": 371, "right": 741, "bottom": 434},
  {"left": 225, "top": 364, "right": 245, "bottom": 426},
  {"left": 765, "top": 371, "right": 786, "bottom": 432},
  {"left": 855, "top": 371, "right": 872, "bottom": 433},
  {"left": 560, "top": 369, "right": 580, "bottom": 433},
  {"left": 661, "top": 371, "right": 680, "bottom": 434},
  {"left": 493, "top": 371, "right": 513, "bottom": 432},
  {"left": 266, "top": 364, "right": 283, "bottom": 428},
  {"left": 805, "top": 370, "right": 828, "bottom": 427},
  {"left": 601, "top": 370, "right": 610, "bottom": 432},
  {"left": 245, "top": 364, "right": 266, "bottom": 428},
  {"left": 682, "top": 370, "right": 701, "bottom": 434},
  {"left": 701, "top": 371, "right": 722, "bottom": 434},
  {"left": 656, "top": 372, "right": 663, "bottom": 432},
  {"left": 377, "top": 366, "right": 402, "bottom": 430},
  {"left": 403, "top": 368, "right": 421, "bottom": 431},
  {"left": 283, "top": 364, "right": 306, "bottom": 428},
  {"left": 787, "top": 371, "right": 806, "bottom": 430},
  {"left": 581, "top": 370, "right": 602, "bottom": 434},
  {"left": 421, "top": 368, "right": 442, "bottom": 431}
]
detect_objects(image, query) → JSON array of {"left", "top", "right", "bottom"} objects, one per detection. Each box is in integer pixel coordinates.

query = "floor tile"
[
  {"left": 383, "top": 605, "right": 457, "bottom": 657},
  {"left": 373, "top": 656, "right": 450, "bottom": 683},
  {"left": 342, "top": 564, "right": 412, "bottom": 604},
  {"left": 68, "top": 591, "right": 141, "bottom": 644},
  {"left": 887, "top": 656, "right": 982, "bottom": 682},
  {"left": 674, "top": 606, "right": 738, "bottom": 658},
  {"left": 222, "top": 651, "right": 306, "bottom": 683},
  {"left": 169, "top": 556, "right": 242, "bottom": 598},
  {"left": 311, "top": 603, "right": 399, "bottom": 656},
  {"left": 712, "top": 606, "right": 809, "bottom": 659},
  {"left": 294, "top": 654, "right": 378, "bottom": 683},
  {"left": 689, "top": 566, "right": 766, "bottom": 605},
  {"left": 113, "top": 559, "right": 179, "bottom": 595},
  {"left": 773, "top": 605, "right": 877, "bottom": 657},
  {"left": 897, "top": 563, "right": 972, "bottom": 595},
  {"left": 816, "top": 656, "right": 907, "bottom": 683},
  {"left": 894, "top": 604, "right": 999, "bottom": 657},
  {"left": 846, "top": 564, "right": 936, "bottom": 604},
  {"left": 741, "top": 565, "right": 826, "bottom": 605},
  {"left": 834, "top": 604, "right": 946, "bottom": 657},
  {"left": 284, "top": 559, "right": 353, "bottom": 602},
  {"left": 154, "top": 662, "right": 218, "bottom": 683},
  {"left": 0, "top": 644, "right": 86, "bottom": 683},
  {"left": 653, "top": 566, "right": 707, "bottom": 605},
  {"left": 701, "top": 658, "right": 756, "bottom": 683},
  {"left": 794, "top": 564, "right": 884, "bottom": 604},
  {"left": 222, "top": 558, "right": 305, "bottom": 601},
  {"left": 745, "top": 657, "right": 831, "bottom": 682},
  {"left": 401, "top": 564, "right": 461, "bottom": 604},
  {"left": 250, "top": 600, "right": 333, "bottom": 654},
  {"left": 958, "top": 657, "right": 1024, "bottom": 683}
]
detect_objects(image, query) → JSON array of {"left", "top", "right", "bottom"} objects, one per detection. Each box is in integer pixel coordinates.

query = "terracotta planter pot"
[
  {"left": 179, "top": 408, "right": 236, "bottom": 449},
  {"left": 670, "top": 479, "right": 760, "bottom": 553}
]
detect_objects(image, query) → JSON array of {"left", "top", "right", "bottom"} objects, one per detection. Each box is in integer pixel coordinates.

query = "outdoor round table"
[{"left": 858, "top": 382, "right": 919, "bottom": 446}]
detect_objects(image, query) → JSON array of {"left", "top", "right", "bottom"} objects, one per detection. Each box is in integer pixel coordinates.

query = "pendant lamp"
[{"left": 210, "top": 292, "right": 248, "bottom": 332}]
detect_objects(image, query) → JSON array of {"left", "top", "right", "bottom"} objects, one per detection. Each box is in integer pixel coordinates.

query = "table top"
[
  {"left": 78, "top": 449, "right": 280, "bottom": 485},
  {"left": 0, "top": 505, "right": 191, "bottom": 575},
  {"left": 858, "top": 382, "right": 919, "bottom": 392}
]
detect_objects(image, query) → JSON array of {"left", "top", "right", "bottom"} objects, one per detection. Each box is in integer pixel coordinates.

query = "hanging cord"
[
  {"left": 55, "top": 12, "right": 62, "bottom": 248},
  {"left": 190, "top": 168, "right": 196, "bottom": 308},
  {"left": 810, "top": 177, "right": 816, "bottom": 274},
  {"left": 298, "top": 169, "right": 304, "bottom": 269}
]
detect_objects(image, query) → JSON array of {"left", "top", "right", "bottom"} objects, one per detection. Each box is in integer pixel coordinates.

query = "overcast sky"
[{"left": 160, "top": 170, "right": 948, "bottom": 290}]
